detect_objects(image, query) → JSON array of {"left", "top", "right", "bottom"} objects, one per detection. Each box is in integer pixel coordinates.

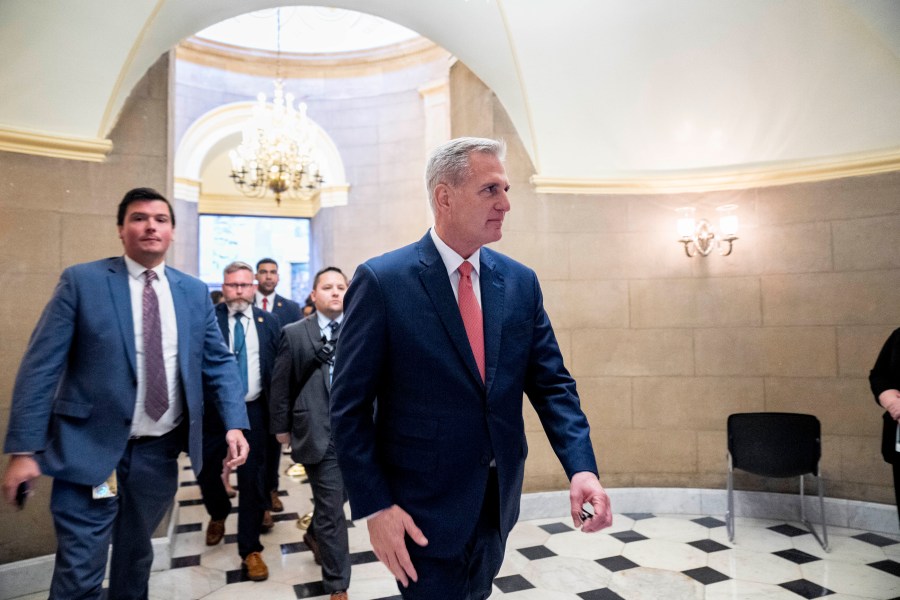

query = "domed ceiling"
[{"left": 0, "top": 0, "right": 898, "bottom": 193}]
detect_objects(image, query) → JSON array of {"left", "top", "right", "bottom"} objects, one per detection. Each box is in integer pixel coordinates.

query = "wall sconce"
[{"left": 677, "top": 205, "right": 739, "bottom": 257}]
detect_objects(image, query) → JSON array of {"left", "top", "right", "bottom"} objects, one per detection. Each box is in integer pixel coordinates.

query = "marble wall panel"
[
  {"left": 569, "top": 231, "right": 694, "bottom": 281},
  {"left": 61, "top": 213, "right": 122, "bottom": 268},
  {"left": 572, "top": 329, "right": 695, "bottom": 377},
  {"left": 763, "top": 377, "right": 880, "bottom": 437},
  {"left": 762, "top": 271, "right": 900, "bottom": 326},
  {"left": 839, "top": 435, "right": 893, "bottom": 486},
  {"left": 538, "top": 195, "right": 631, "bottom": 234},
  {"left": 755, "top": 173, "right": 900, "bottom": 224},
  {"left": 833, "top": 213, "right": 900, "bottom": 272},
  {"left": 694, "top": 327, "right": 837, "bottom": 377},
  {"left": 632, "top": 377, "right": 765, "bottom": 431},
  {"left": 629, "top": 277, "right": 762, "bottom": 329},
  {"left": 576, "top": 377, "right": 633, "bottom": 433},
  {"left": 0, "top": 209, "right": 62, "bottom": 275},
  {"left": 837, "top": 325, "right": 898, "bottom": 378},
  {"left": 541, "top": 279, "right": 629, "bottom": 330},
  {"left": 697, "top": 430, "right": 728, "bottom": 474}
]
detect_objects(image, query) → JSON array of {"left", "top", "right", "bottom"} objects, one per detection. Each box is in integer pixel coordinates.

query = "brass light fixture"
[
  {"left": 228, "top": 9, "right": 323, "bottom": 205},
  {"left": 677, "top": 205, "right": 739, "bottom": 257}
]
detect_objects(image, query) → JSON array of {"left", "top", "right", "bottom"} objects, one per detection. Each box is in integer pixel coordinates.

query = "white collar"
[
  {"left": 429, "top": 227, "right": 480, "bottom": 278},
  {"left": 124, "top": 255, "right": 166, "bottom": 281}
]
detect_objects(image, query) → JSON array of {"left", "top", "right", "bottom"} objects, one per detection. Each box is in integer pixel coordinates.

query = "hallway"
[{"left": 13, "top": 452, "right": 898, "bottom": 600}]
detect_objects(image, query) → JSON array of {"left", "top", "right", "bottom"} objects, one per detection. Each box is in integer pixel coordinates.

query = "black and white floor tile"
[{"left": 12, "top": 452, "right": 900, "bottom": 599}]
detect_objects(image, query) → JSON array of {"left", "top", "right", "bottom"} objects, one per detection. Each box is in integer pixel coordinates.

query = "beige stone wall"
[
  {"left": 449, "top": 62, "right": 900, "bottom": 502},
  {"left": 0, "top": 54, "right": 172, "bottom": 562},
  {"left": 1, "top": 52, "right": 898, "bottom": 566}
]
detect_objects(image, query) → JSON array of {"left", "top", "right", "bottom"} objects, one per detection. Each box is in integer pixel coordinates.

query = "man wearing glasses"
[{"left": 197, "top": 261, "right": 281, "bottom": 581}]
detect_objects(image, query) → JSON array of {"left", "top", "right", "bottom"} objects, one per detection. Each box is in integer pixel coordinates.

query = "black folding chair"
[{"left": 726, "top": 412, "right": 828, "bottom": 551}]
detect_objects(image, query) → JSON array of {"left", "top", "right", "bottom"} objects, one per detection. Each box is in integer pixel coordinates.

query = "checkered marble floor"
[{"left": 12, "top": 451, "right": 900, "bottom": 599}]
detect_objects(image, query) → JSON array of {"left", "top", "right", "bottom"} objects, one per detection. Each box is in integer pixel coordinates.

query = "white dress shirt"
[
  {"left": 430, "top": 227, "right": 482, "bottom": 307},
  {"left": 125, "top": 255, "right": 183, "bottom": 437},
  {"left": 228, "top": 305, "right": 262, "bottom": 402},
  {"left": 256, "top": 291, "right": 276, "bottom": 312},
  {"left": 317, "top": 312, "right": 344, "bottom": 341}
]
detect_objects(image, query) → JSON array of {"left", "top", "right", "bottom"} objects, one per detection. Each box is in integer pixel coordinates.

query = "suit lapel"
[
  {"left": 108, "top": 257, "right": 137, "bottom": 377},
  {"left": 303, "top": 317, "right": 330, "bottom": 391},
  {"left": 216, "top": 303, "right": 230, "bottom": 345},
  {"left": 167, "top": 267, "right": 192, "bottom": 378},
  {"left": 417, "top": 235, "right": 484, "bottom": 387},
  {"left": 480, "top": 249, "right": 504, "bottom": 395}
]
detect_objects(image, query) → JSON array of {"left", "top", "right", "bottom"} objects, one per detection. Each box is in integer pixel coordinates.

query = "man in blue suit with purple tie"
[
  {"left": 330, "top": 138, "right": 612, "bottom": 600},
  {"left": 1, "top": 188, "right": 250, "bottom": 600}
]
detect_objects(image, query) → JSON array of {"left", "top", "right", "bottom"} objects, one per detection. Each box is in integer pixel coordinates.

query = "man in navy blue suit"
[
  {"left": 1, "top": 187, "right": 250, "bottom": 599},
  {"left": 254, "top": 257, "right": 302, "bottom": 516},
  {"left": 197, "top": 261, "right": 281, "bottom": 580},
  {"left": 255, "top": 258, "right": 303, "bottom": 327},
  {"left": 330, "top": 138, "right": 612, "bottom": 600}
]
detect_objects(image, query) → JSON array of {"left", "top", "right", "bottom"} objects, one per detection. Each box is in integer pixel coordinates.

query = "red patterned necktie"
[
  {"left": 143, "top": 269, "right": 169, "bottom": 420},
  {"left": 457, "top": 262, "right": 485, "bottom": 382},
  {"left": 262, "top": 297, "right": 268, "bottom": 311}
]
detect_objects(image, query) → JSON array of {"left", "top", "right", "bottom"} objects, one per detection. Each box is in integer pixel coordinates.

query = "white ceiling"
[
  {"left": 195, "top": 6, "right": 420, "bottom": 53},
  {"left": 1, "top": 0, "right": 898, "bottom": 188}
]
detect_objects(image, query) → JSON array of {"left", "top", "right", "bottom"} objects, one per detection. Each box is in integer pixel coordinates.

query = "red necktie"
[
  {"left": 262, "top": 297, "right": 268, "bottom": 311},
  {"left": 457, "top": 262, "right": 485, "bottom": 381}
]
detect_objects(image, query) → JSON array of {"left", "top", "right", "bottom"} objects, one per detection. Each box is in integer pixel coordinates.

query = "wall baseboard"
[
  {"left": 1, "top": 487, "right": 894, "bottom": 600},
  {"left": 520, "top": 487, "right": 899, "bottom": 536}
]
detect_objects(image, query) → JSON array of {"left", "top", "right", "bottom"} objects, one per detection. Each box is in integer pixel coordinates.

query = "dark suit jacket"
[
  {"left": 330, "top": 232, "right": 598, "bottom": 558},
  {"left": 270, "top": 294, "right": 303, "bottom": 327},
  {"left": 3, "top": 257, "right": 250, "bottom": 484},
  {"left": 870, "top": 327, "right": 900, "bottom": 464},
  {"left": 270, "top": 316, "right": 333, "bottom": 465},
  {"left": 215, "top": 303, "right": 281, "bottom": 407}
]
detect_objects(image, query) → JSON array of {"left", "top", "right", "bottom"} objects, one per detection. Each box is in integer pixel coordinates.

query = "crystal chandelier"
[{"left": 228, "top": 10, "right": 323, "bottom": 205}]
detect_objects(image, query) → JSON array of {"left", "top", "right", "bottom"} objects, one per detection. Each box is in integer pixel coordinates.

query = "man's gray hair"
[
  {"left": 425, "top": 137, "right": 506, "bottom": 213},
  {"left": 223, "top": 261, "right": 254, "bottom": 278}
]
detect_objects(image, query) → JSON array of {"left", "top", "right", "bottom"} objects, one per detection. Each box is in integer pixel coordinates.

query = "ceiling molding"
[
  {"left": 0, "top": 126, "right": 112, "bottom": 162},
  {"left": 531, "top": 147, "right": 900, "bottom": 195},
  {"left": 198, "top": 192, "right": 321, "bottom": 218},
  {"left": 176, "top": 35, "right": 449, "bottom": 78}
]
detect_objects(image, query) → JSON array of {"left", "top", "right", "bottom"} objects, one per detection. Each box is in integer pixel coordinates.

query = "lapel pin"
[{"left": 257, "top": 317, "right": 264, "bottom": 323}]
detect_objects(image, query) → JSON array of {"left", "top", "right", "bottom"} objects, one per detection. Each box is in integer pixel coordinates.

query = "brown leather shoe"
[
  {"left": 261, "top": 510, "right": 274, "bottom": 532},
  {"left": 205, "top": 519, "right": 225, "bottom": 546},
  {"left": 303, "top": 531, "right": 322, "bottom": 565},
  {"left": 242, "top": 551, "right": 269, "bottom": 581},
  {"left": 330, "top": 592, "right": 348, "bottom": 600},
  {"left": 270, "top": 490, "right": 284, "bottom": 512}
]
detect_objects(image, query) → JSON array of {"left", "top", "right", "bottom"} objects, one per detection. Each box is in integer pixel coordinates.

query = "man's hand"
[
  {"left": 275, "top": 432, "right": 291, "bottom": 445},
  {"left": 224, "top": 429, "right": 250, "bottom": 469},
  {"left": 570, "top": 471, "right": 613, "bottom": 533},
  {"left": 367, "top": 504, "right": 428, "bottom": 587},
  {"left": 880, "top": 390, "right": 900, "bottom": 421},
  {"left": 2, "top": 455, "right": 41, "bottom": 506}
]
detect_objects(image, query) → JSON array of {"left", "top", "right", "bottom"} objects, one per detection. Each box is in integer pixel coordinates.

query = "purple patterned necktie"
[{"left": 143, "top": 269, "right": 168, "bottom": 420}]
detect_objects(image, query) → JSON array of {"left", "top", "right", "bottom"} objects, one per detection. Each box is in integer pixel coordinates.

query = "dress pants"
[
  {"left": 48, "top": 426, "right": 183, "bottom": 600},
  {"left": 305, "top": 442, "right": 351, "bottom": 592},
  {"left": 264, "top": 433, "right": 282, "bottom": 505},
  {"left": 398, "top": 468, "right": 504, "bottom": 600},
  {"left": 197, "top": 398, "right": 268, "bottom": 558}
]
